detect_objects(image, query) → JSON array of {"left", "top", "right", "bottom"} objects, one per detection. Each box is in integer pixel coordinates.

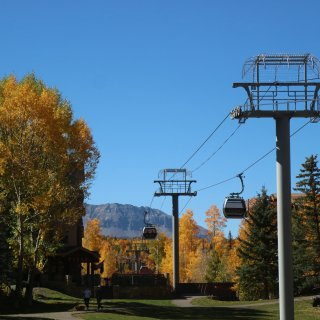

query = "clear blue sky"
[{"left": 1, "top": 0, "right": 319, "bottom": 236}]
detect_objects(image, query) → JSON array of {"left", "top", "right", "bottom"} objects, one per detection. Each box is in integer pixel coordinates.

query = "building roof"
[{"left": 56, "top": 246, "right": 100, "bottom": 263}]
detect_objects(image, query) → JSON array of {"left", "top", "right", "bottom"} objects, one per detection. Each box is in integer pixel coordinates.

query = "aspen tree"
[{"left": 0, "top": 75, "right": 99, "bottom": 303}]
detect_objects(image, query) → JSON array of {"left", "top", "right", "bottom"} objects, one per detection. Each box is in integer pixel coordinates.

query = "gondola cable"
[
  {"left": 179, "top": 112, "right": 230, "bottom": 170},
  {"left": 195, "top": 119, "right": 312, "bottom": 193},
  {"left": 179, "top": 196, "right": 193, "bottom": 215},
  {"left": 148, "top": 103, "right": 312, "bottom": 219},
  {"left": 191, "top": 123, "right": 242, "bottom": 173},
  {"left": 167, "top": 112, "right": 232, "bottom": 182},
  {"left": 242, "top": 119, "right": 311, "bottom": 174}
]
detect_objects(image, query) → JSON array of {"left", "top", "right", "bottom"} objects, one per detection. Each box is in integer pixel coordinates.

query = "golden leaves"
[
  {"left": 83, "top": 218, "right": 103, "bottom": 252},
  {"left": 0, "top": 73, "right": 100, "bottom": 280},
  {"left": 205, "top": 204, "right": 227, "bottom": 238}
]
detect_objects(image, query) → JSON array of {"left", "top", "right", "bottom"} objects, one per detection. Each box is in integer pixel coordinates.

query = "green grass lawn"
[
  {"left": 189, "top": 297, "right": 320, "bottom": 320},
  {"left": 1, "top": 288, "right": 320, "bottom": 320},
  {"left": 191, "top": 297, "right": 279, "bottom": 306},
  {"left": 76, "top": 302, "right": 269, "bottom": 320},
  {"left": 253, "top": 300, "right": 320, "bottom": 320},
  {"left": 0, "top": 287, "right": 81, "bottom": 317},
  {"left": 77, "top": 297, "right": 320, "bottom": 320}
]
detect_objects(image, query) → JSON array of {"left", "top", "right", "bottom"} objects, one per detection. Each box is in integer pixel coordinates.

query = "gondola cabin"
[
  {"left": 142, "top": 226, "right": 158, "bottom": 239},
  {"left": 223, "top": 196, "right": 246, "bottom": 219}
]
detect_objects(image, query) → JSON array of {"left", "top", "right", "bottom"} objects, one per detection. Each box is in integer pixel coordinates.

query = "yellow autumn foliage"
[{"left": 0, "top": 74, "right": 100, "bottom": 295}]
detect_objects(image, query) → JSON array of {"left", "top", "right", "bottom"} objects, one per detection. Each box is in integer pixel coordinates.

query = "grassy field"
[
  {"left": 190, "top": 297, "right": 320, "bottom": 320},
  {"left": 77, "top": 297, "right": 320, "bottom": 320},
  {"left": 0, "top": 288, "right": 81, "bottom": 316},
  {"left": 1, "top": 288, "right": 320, "bottom": 320}
]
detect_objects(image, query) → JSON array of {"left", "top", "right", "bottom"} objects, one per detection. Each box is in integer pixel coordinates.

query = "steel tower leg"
[
  {"left": 172, "top": 195, "right": 179, "bottom": 292},
  {"left": 276, "top": 117, "right": 294, "bottom": 320}
]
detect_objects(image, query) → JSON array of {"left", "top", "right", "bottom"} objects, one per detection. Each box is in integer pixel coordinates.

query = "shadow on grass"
[
  {"left": 0, "top": 299, "right": 78, "bottom": 315},
  {"left": 0, "top": 317, "right": 50, "bottom": 320},
  {"left": 101, "top": 301, "right": 272, "bottom": 319}
]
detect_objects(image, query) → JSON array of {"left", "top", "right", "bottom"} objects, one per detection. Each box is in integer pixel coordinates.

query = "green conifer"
[
  {"left": 294, "top": 154, "right": 320, "bottom": 291},
  {"left": 237, "top": 187, "right": 278, "bottom": 300}
]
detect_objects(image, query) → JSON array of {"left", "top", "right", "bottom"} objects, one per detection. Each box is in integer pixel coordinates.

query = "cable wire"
[
  {"left": 179, "top": 196, "right": 193, "bottom": 214},
  {"left": 196, "top": 119, "right": 312, "bottom": 193},
  {"left": 191, "top": 123, "right": 242, "bottom": 173},
  {"left": 241, "top": 148, "right": 275, "bottom": 174},
  {"left": 148, "top": 194, "right": 155, "bottom": 210},
  {"left": 242, "top": 119, "right": 312, "bottom": 174},
  {"left": 179, "top": 112, "right": 230, "bottom": 170},
  {"left": 159, "top": 196, "right": 167, "bottom": 210},
  {"left": 196, "top": 176, "right": 237, "bottom": 192}
]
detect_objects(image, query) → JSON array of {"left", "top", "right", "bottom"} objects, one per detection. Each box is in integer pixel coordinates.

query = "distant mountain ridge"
[{"left": 84, "top": 203, "right": 208, "bottom": 238}]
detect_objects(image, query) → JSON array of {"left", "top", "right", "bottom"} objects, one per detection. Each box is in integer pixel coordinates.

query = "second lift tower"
[{"left": 154, "top": 168, "right": 196, "bottom": 292}]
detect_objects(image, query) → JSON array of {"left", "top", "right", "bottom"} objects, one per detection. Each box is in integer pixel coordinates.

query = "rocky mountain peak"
[{"left": 84, "top": 203, "right": 208, "bottom": 239}]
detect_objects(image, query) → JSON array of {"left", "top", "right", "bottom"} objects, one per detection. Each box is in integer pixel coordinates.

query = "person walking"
[
  {"left": 96, "top": 286, "right": 103, "bottom": 311},
  {"left": 83, "top": 287, "right": 92, "bottom": 310}
]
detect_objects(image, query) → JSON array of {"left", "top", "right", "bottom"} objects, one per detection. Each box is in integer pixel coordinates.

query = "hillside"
[{"left": 84, "top": 203, "right": 208, "bottom": 238}]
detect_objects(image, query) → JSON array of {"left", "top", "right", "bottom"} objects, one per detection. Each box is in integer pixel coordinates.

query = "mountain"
[{"left": 84, "top": 203, "right": 208, "bottom": 239}]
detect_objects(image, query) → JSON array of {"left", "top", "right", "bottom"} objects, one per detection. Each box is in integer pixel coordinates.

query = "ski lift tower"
[
  {"left": 231, "top": 54, "right": 320, "bottom": 320},
  {"left": 154, "top": 169, "right": 197, "bottom": 292}
]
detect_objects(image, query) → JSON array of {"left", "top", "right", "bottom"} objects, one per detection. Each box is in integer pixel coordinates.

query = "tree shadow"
[
  {"left": 0, "top": 317, "right": 51, "bottom": 320},
  {"left": 101, "top": 302, "right": 273, "bottom": 319},
  {"left": 0, "top": 300, "right": 78, "bottom": 315}
]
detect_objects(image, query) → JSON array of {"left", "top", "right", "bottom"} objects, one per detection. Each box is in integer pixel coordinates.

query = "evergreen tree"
[
  {"left": 293, "top": 154, "right": 320, "bottom": 291},
  {"left": 292, "top": 204, "right": 312, "bottom": 294},
  {"left": 237, "top": 187, "right": 278, "bottom": 300},
  {"left": 205, "top": 249, "right": 230, "bottom": 282}
]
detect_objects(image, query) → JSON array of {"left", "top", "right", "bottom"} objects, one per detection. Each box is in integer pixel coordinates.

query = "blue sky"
[{"left": 1, "top": 0, "right": 319, "bottom": 236}]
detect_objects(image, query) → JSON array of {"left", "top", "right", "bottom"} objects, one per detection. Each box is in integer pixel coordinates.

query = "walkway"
[
  {"left": 171, "top": 295, "right": 197, "bottom": 307},
  {"left": 171, "top": 294, "right": 316, "bottom": 308}
]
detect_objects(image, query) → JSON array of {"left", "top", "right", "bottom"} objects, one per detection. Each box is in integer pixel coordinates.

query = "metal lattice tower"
[
  {"left": 154, "top": 169, "right": 196, "bottom": 292},
  {"left": 231, "top": 53, "right": 320, "bottom": 122},
  {"left": 154, "top": 169, "right": 197, "bottom": 196},
  {"left": 231, "top": 53, "right": 320, "bottom": 320}
]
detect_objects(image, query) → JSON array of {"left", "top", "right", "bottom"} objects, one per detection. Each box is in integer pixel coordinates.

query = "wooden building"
[{"left": 43, "top": 217, "right": 101, "bottom": 290}]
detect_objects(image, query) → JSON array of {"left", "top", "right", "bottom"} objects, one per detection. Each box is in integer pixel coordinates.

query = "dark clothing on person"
[
  {"left": 96, "top": 287, "right": 103, "bottom": 310},
  {"left": 83, "top": 288, "right": 91, "bottom": 310}
]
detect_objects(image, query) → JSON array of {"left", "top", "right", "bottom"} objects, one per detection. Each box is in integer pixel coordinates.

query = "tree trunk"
[
  {"left": 263, "top": 281, "right": 269, "bottom": 300},
  {"left": 25, "top": 229, "right": 41, "bottom": 306},
  {"left": 15, "top": 216, "right": 24, "bottom": 307},
  {"left": 25, "top": 267, "right": 35, "bottom": 306}
]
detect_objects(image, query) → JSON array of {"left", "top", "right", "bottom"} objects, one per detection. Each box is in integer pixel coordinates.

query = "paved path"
[
  {"left": 171, "top": 294, "right": 316, "bottom": 308},
  {"left": 171, "top": 295, "right": 197, "bottom": 307}
]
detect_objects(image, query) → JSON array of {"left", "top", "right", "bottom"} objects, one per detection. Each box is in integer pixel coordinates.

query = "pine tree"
[
  {"left": 205, "top": 249, "right": 223, "bottom": 282},
  {"left": 294, "top": 154, "right": 320, "bottom": 291},
  {"left": 292, "top": 204, "right": 312, "bottom": 294},
  {"left": 237, "top": 187, "right": 278, "bottom": 300}
]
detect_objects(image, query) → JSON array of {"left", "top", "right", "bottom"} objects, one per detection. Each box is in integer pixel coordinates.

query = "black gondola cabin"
[
  {"left": 142, "top": 226, "right": 157, "bottom": 239},
  {"left": 223, "top": 196, "right": 246, "bottom": 219}
]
